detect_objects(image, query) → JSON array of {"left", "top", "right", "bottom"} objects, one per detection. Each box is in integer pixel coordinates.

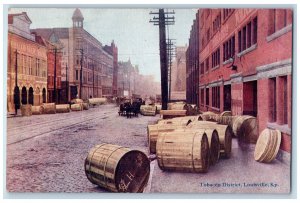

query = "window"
[
  {"left": 201, "top": 88, "right": 205, "bottom": 105},
  {"left": 206, "top": 28, "right": 210, "bottom": 42},
  {"left": 205, "top": 57, "right": 209, "bottom": 72},
  {"left": 212, "top": 86, "right": 220, "bottom": 109},
  {"left": 238, "top": 17, "right": 258, "bottom": 53},
  {"left": 268, "top": 9, "right": 290, "bottom": 35},
  {"left": 200, "top": 62, "right": 204, "bottom": 75},
  {"left": 223, "top": 9, "right": 234, "bottom": 21},
  {"left": 223, "top": 35, "right": 235, "bottom": 61},
  {"left": 75, "top": 70, "right": 79, "bottom": 81},
  {"left": 213, "top": 13, "right": 221, "bottom": 33},
  {"left": 206, "top": 88, "right": 209, "bottom": 106},
  {"left": 269, "top": 78, "right": 276, "bottom": 122},
  {"left": 212, "top": 48, "right": 220, "bottom": 68}
]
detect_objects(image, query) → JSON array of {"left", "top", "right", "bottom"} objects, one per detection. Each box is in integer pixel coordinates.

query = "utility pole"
[
  {"left": 65, "top": 63, "right": 68, "bottom": 103},
  {"left": 77, "top": 48, "right": 84, "bottom": 99},
  {"left": 93, "top": 64, "right": 95, "bottom": 97},
  {"left": 14, "top": 50, "right": 18, "bottom": 115},
  {"left": 150, "top": 9, "right": 175, "bottom": 110},
  {"left": 166, "top": 39, "right": 176, "bottom": 100},
  {"left": 53, "top": 48, "right": 57, "bottom": 103}
]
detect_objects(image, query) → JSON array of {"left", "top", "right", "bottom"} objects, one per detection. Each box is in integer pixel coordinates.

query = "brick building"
[
  {"left": 186, "top": 12, "right": 200, "bottom": 105},
  {"left": 32, "top": 8, "right": 115, "bottom": 102},
  {"left": 195, "top": 9, "right": 292, "bottom": 152},
  {"left": 104, "top": 41, "right": 118, "bottom": 97},
  {"left": 7, "top": 12, "right": 48, "bottom": 113}
]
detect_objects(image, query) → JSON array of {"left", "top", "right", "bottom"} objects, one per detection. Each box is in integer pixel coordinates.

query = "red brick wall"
[{"left": 198, "top": 8, "right": 293, "bottom": 152}]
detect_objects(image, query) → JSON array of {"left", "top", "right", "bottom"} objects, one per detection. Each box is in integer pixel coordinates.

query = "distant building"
[
  {"left": 32, "top": 8, "right": 115, "bottom": 101},
  {"left": 170, "top": 46, "right": 187, "bottom": 101},
  {"left": 7, "top": 12, "right": 48, "bottom": 112},
  {"left": 104, "top": 41, "right": 118, "bottom": 97}
]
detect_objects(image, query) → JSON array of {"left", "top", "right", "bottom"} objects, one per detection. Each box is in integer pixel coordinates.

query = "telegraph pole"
[
  {"left": 14, "top": 50, "right": 18, "bottom": 115},
  {"left": 93, "top": 64, "right": 95, "bottom": 97},
  {"left": 77, "top": 48, "right": 84, "bottom": 99},
  {"left": 150, "top": 9, "right": 175, "bottom": 110},
  {"left": 166, "top": 39, "right": 176, "bottom": 100},
  {"left": 65, "top": 63, "right": 68, "bottom": 103},
  {"left": 53, "top": 48, "right": 57, "bottom": 103}
]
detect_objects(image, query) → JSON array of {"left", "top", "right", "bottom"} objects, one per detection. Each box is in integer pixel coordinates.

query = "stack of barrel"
[
  {"left": 160, "top": 102, "right": 188, "bottom": 119},
  {"left": 147, "top": 114, "right": 234, "bottom": 173}
]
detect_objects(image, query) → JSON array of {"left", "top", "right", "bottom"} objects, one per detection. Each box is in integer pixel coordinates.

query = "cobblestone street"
[{"left": 6, "top": 104, "right": 290, "bottom": 193}]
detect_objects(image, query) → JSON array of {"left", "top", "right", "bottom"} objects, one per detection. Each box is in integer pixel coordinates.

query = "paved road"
[{"left": 6, "top": 104, "right": 290, "bottom": 193}]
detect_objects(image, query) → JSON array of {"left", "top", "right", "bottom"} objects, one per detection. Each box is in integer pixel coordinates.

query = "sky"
[{"left": 8, "top": 7, "right": 197, "bottom": 82}]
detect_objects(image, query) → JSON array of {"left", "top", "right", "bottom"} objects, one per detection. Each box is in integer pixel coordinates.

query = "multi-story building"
[
  {"left": 170, "top": 46, "right": 187, "bottom": 101},
  {"left": 32, "top": 8, "right": 115, "bottom": 102},
  {"left": 197, "top": 9, "right": 292, "bottom": 152},
  {"left": 7, "top": 12, "right": 48, "bottom": 113},
  {"left": 104, "top": 41, "right": 118, "bottom": 97},
  {"left": 118, "top": 59, "right": 135, "bottom": 97},
  {"left": 186, "top": 11, "right": 200, "bottom": 105}
]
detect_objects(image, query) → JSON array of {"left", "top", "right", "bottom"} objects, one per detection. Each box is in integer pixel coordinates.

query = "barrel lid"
[{"left": 254, "top": 128, "right": 271, "bottom": 161}]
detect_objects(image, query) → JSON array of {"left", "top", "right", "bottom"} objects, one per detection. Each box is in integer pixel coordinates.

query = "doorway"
[{"left": 223, "top": 85, "right": 231, "bottom": 111}]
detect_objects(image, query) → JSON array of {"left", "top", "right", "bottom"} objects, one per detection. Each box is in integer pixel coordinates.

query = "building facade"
[
  {"left": 186, "top": 12, "right": 200, "bottom": 105},
  {"left": 104, "top": 41, "right": 118, "bottom": 97},
  {"left": 7, "top": 12, "right": 48, "bottom": 113},
  {"left": 197, "top": 9, "right": 292, "bottom": 152},
  {"left": 170, "top": 46, "right": 187, "bottom": 101},
  {"left": 32, "top": 8, "right": 115, "bottom": 102}
]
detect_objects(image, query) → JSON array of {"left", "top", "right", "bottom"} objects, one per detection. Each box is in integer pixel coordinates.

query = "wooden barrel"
[
  {"left": 31, "top": 105, "right": 43, "bottom": 115},
  {"left": 175, "top": 128, "right": 220, "bottom": 165},
  {"left": 232, "top": 115, "right": 258, "bottom": 143},
  {"left": 167, "top": 102, "right": 188, "bottom": 110},
  {"left": 56, "top": 104, "right": 70, "bottom": 113},
  {"left": 42, "top": 103, "right": 56, "bottom": 114},
  {"left": 220, "top": 111, "right": 232, "bottom": 117},
  {"left": 200, "top": 111, "right": 219, "bottom": 122},
  {"left": 21, "top": 104, "right": 32, "bottom": 116},
  {"left": 187, "top": 121, "right": 232, "bottom": 158},
  {"left": 156, "top": 130, "right": 210, "bottom": 173},
  {"left": 71, "top": 98, "right": 84, "bottom": 104},
  {"left": 254, "top": 129, "right": 281, "bottom": 163},
  {"left": 157, "top": 117, "right": 192, "bottom": 126},
  {"left": 140, "top": 105, "right": 156, "bottom": 116},
  {"left": 82, "top": 102, "right": 89, "bottom": 110},
  {"left": 147, "top": 124, "right": 186, "bottom": 154},
  {"left": 71, "top": 103, "right": 83, "bottom": 111},
  {"left": 84, "top": 143, "right": 150, "bottom": 193},
  {"left": 217, "top": 116, "right": 237, "bottom": 128},
  {"left": 88, "top": 98, "right": 107, "bottom": 106},
  {"left": 160, "top": 110, "right": 187, "bottom": 119}
]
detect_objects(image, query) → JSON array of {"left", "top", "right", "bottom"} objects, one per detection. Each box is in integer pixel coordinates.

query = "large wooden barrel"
[
  {"left": 157, "top": 117, "right": 193, "bottom": 126},
  {"left": 156, "top": 130, "right": 210, "bottom": 173},
  {"left": 71, "top": 98, "right": 84, "bottom": 104},
  {"left": 88, "top": 98, "right": 107, "bottom": 106},
  {"left": 167, "top": 102, "right": 188, "bottom": 110},
  {"left": 232, "top": 115, "right": 258, "bottom": 143},
  {"left": 147, "top": 124, "right": 186, "bottom": 154},
  {"left": 200, "top": 111, "right": 219, "bottom": 122},
  {"left": 56, "top": 104, "right": 70, "bottom": 113},
  {"left": 31, "top": 105, "right": 43, "bottom": 115},
  {"left": 187, "top": 121, "right": 232, "bottom": 158},
  {"left": 160, "top": 110, "right": 187, "bottom": 119},
  {"left": 21, "top": 104, "right": 32, "bottom": 116},
  {"left": 84, "top": 143, "right": 150, "bottom": 193},
  {"left": 140, "top": 105, "right": 156, "bottom": 116},
  {"left": 71, "top": 103, "right": 83, "bottom": 111},
  {"left": 254, "top": 129, "right": 281, "bottom": 163},
  {"left": 220, "top": 111, "right": 232, "bottom": 117},
  {"left": 82, "top": 102, "right": 89, "bottom": 110},
  {"left": 175, "top": 128, "right": 220, "bottom": 165},
  {"left": 217, "top": 116, "right": 237, "bottom": 128},
  {"left": 42, "top": 103, "right": 56, "bottom": 114}
]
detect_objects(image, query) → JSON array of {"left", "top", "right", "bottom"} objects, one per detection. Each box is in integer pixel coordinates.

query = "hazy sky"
[{"left": 8, "top": 8, "right": 197, "bottom": 82}]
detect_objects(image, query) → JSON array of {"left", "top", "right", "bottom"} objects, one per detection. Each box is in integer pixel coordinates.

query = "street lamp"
[{"left": 14, "top": 49, "right": 19, "bottom": 115}]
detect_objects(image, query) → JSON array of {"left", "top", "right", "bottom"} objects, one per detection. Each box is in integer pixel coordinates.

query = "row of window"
[
  {"left": 75, "top": 70, "right": 102, "bottom": 86},
  {"left": 47, "top": 76, "right": 61, "bottom": 87},
  {"left": 200, "top": 86, "right": 220, "bottom": 109},
  {"left": 200, "top": 17, "right": 258, "bottom": 74},
  {"left": 13, "top": 53, "right": 47, "bottom": 78}
]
